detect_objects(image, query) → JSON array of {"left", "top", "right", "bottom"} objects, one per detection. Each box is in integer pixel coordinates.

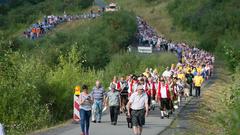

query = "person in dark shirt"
[{"left": 185, "top": 70, "right": 194, "bottom": 96}]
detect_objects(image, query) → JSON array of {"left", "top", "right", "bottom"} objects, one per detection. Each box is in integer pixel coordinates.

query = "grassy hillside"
[
  {"left": 0, "top": 0, "right": 94, "bottom": 36},
  {"left": 13, "top": 10, "right": 137, "bottom": 69}
]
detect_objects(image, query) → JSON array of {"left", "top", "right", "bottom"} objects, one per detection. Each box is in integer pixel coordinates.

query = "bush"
[
  {"left": 218, "top": 67, "right": 240, "bottom": 135},
  {"left": 0, "top": 52, "right": 50, "bottom": 135},
  {"left": 44, "top": 45, "right": 103, "bottom": 121},
  {"left": 79, "top": 0, "right": 94, "bottom": 9}
]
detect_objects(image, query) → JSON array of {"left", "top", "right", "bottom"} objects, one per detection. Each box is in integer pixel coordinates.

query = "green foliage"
[
  {"left": 45, "top": 45, "right": 103, "bottom": 121},
  {"left": 218, "top": 68, "right": 240, "bottom": 135},
  {"left": 0, "top": 0, "right": 93, "bottom": 31},
  {"left": 0, "top": 9, "right": 137, "bottom": 134},
  {"left": 168, "top": 0, "right": 240, "bottom": 70},
  {"left": 0, "top": 52, "right": 50, "bottom": 135},
  {"left": 15, "top": 10, "right": 137, "bottom": 69},
  {"left": 79, "top": 0, "right": 94, "bottom": 9}
]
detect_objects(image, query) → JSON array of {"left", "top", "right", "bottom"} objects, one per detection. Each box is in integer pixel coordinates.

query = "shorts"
[
  {"left": 160, "top": 98, "right": 170, "bottom": 111},
  {"left": 131, "top": 109, "right": 145, "bottom": 127}
]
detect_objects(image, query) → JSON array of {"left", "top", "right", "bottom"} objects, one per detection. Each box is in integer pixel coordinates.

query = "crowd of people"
[
  {"left": 136, "top": 16, "right": 169, "bottom": 50},
  {"left": 77, "top": 41, "right": 215, "bottom": 135},
  {"left": 23, "top": 11, "right": 102, "bottom": 40}
]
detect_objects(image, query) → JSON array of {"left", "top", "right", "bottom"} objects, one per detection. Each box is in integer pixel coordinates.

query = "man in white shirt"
[
  {"left": 127, "top": 85, "right": 149, "bottom": 135},
  {"left": 156, "top": 79, "right": 171, "bottom": 119},
  {"left": 162, "top": 67, "right": 172, "bottom": 78}
]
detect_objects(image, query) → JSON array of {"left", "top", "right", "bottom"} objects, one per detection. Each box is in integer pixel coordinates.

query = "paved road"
[
  {"left": 33, "top": 97, "right": 193, "bottom": 135},
  {"left": 59, "top": 111, "right": 171, "bottom": 135}
]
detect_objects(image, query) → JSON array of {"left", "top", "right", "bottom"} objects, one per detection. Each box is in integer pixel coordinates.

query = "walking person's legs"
[
  {"left": 133, "top": 126, "right": 139, "bottom": 135},
  {"left": 166, "top": 99, "right": 170, "bottom": 117},
  {"left": 189, "top": 83, "right": 193, "bottom": 96},
  {"left": 139, "top": 126, "right": 143, "bottom": 135},
  {"left": 113, "top": 106, "right": 120, "bottom": 125},
  {"left": 198, "top": 87, "right": 201, "bottom": 97},
  {"left": 92, "top": 101, "right": 97, "bottom": 122},
  {"left": 96, "top": 100, "right": 103, "bottom": 122},
  {"left": 80, "top": 109, "right": 86, "bottom": 135},
  {"left": 160, "top": 99, "right": 164, "bottom": 118},
  {"left": 109, "top": 106, "right": 114, "bottom": 124},
  {"left": 132, "top": 109, "right": 145, "bottom": 135},
  {"left": 85, "top": 110, "right": 91, "bottom": 135},
  {"left": 195, "top": 86, "right": 198, "bottom": 97}
]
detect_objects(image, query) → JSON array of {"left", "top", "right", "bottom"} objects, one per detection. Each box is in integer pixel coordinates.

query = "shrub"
[{"left": 0, "top": 52, "right": 50, "bottom": 135}]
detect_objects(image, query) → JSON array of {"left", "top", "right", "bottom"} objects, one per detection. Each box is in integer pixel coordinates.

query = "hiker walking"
[
  {"left": 91, "top": 80, "right": 105, "bottom": 123},
  {"left": 156, "top": 78, "right": 171, "bottom": 119},
  {"left": 127, "top": 85, "right": 149, "bottom": 135},
  {"left": 106, "top": 83, "right": 121, "bottom": 125},
  {"left": 185, "top": 69, "right": 194, "bottom": 96},
  {"left": 79, "top": 85, "right": 93, "bottom": 135},
  {"left": 193, "top": 72, "right": 204, "bottom": 97}
]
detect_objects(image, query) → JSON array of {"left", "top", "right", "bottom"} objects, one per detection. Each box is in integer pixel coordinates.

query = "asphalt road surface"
[{"left": 33, "top": 97, "right": 193, "bottom": 135}]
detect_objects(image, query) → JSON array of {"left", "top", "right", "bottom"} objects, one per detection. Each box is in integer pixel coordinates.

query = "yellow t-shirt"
[
  {"left": 177, "top": 73, "right": 185, "bottom": 80},
  {"left": 178, "top": 66, "right": 183, "bottom": 71},
  {"left": 197, "top": 67, "right": 202, "bottom": 73},
  {"left": 194, "top": 76, "right": 204, "bottom": 87},
  {"left": 184, "top": 67, "right": 191, "bottom": 73}
]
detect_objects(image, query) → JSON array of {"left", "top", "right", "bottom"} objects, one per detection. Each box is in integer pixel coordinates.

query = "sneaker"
[
  {"left": 92, "top": 120, "right": 96, "bottom": 123},
  {"left": 97, "top": 121, "right": 101, "bottom": 123}
]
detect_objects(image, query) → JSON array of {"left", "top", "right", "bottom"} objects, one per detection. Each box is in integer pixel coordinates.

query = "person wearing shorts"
[{"left": 127, "top": 84, "right": 149, "bottom": 135}]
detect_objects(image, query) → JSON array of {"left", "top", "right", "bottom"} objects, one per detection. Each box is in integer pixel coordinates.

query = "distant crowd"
[
  {"left": 136, "top": 16, "right": 177, "bottom": 52},
  {"left": 23, "top": 11, "right": 102, "bottom": 40}
]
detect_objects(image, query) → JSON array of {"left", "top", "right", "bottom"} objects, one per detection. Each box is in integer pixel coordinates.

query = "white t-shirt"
[
  {"left": 160, "top": 85, "right": 167, "bottom": 98},
  {"left": 162, "top": 70, "right": 172, "bottom": 78},
  {"left": 127, "top": 82, "right": 138, "bottom": 93},
  {"left": 129, "top": 92, "right": 148, "bottom": 110}
]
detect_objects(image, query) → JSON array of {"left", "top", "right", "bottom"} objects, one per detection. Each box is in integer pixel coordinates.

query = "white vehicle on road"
[{"left": 105, "top": 3, "right": 119, "bottom": 12}]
